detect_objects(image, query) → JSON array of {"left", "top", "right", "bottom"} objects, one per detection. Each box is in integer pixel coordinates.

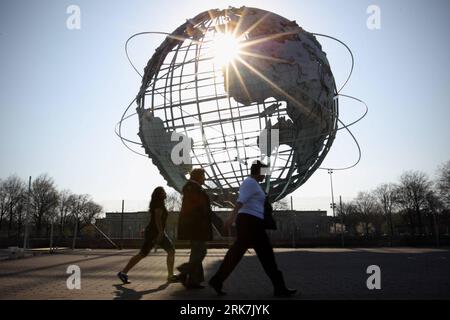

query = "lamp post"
[
  {"left": 328, "top": 169, "right": 337, "bottom": 234},
  {"left": 120, "top": 200, "right": 124, "bottom": 250},
  {"left": 291, "top": 196, "right": 296, "bottom": 248},
  {"left": 49, "top": 213, "right": 55, "bottom": 253},
  {"left": 23, "top": 176, "right": 31, "bottom": 251},
  {"left": 72, "top": 213, "right": 78, "bottom": 250},
  {"left": 339, "top": 195, "right": 345, "bottom": 247}
]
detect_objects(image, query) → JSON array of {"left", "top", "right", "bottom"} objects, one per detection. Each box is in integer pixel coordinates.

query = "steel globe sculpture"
[{"left": 135, "top": 7, "right": 338, "bottom": 207}]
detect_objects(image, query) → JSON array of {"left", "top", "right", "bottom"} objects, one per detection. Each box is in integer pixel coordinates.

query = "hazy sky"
[{"left": 1, "top": 0, "right": 449, "bottom": 214}]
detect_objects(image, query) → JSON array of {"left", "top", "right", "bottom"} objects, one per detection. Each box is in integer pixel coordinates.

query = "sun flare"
[{"left": 212, "top": 32, "right": 241, "bottom": 66}]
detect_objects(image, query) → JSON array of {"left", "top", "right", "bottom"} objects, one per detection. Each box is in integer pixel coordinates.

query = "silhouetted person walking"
[
  {"left": 209, "top": 161, "right": 297, "bottom": 297},
  {"left": 177, "top": 168, "right": 213, "bottom": 289},
  {"left": 117, "top": 187, "right": 180, "bottom": 284}
]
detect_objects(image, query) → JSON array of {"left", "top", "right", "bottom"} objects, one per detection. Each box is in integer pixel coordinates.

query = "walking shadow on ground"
[
  {"left": 113, "top": 282, "right": 170, "bottom": 300},
  {"left": 170, "top": 249, "right": 450, "bottom": 300}
]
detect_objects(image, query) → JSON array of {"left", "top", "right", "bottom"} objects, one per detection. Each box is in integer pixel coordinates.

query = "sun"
[{"left": 212, "top": 32, "right": 241, "bottom": 66}]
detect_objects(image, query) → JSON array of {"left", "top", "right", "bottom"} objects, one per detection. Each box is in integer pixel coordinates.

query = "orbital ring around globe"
[{"left": 116, "top": 7, "right": 368, "bottom": 206}]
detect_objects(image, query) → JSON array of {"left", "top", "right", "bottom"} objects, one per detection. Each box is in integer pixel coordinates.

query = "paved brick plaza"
[{"left": 0, "top": 248, "right": 449, "bottom": 300}]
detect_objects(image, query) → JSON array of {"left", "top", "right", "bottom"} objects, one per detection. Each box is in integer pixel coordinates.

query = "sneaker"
[
  {"left": 274, "top": 287, "right": 297, "bottom": 297},
  {"left": 208, "top": 278, "right": 226, "bottom": 296},
  {"left": 117, "top": 271, "right": 130, "bottom": 284},
  {"left": 167, "top": 274, "right": 182, "bottom": 283}
]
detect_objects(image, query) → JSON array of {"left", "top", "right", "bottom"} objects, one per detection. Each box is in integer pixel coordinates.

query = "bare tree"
[
  {"left": 57, "top": 190, "right": 77, "bottom": 236},
  {"left": 354, "top": 191, "right": 379, "bottom": 237},
  {"left": 69, "top": 194, "right": 87, "bottom": 249},
  {"left": 436, "top": 160, "right": 450, "bottom": 208},
  {"left": 14, "top": 191, "right": 27, "bottom": 238},
  {"left": 424, "top": 190, "right": 444, "bottom": 242},
  {"left": 397, "top": 171, "right": 432, "bottom": 235},
  {"left": 337, "top": 201, "right": 359, "bottom": 236},
  {"left": 69, "top": 194, "right": 103, "bottom": 248},
  {"left": 70, "top": 194, "right": 90, "bottom": 221},
  {"left": 0, "top": 179, "right": 6, "bottom": 232},
  {"left": 2, "top": 175, "right": 26, "bottom": 237},
  {"left": 31, "top": 174, "right": 60, "bottom": 236},
  {"left": 79, "top": 200, "right": 103, "bottom": 226},
  {"left": 374, "top": 183, "right": 398, "bottom": 244},
  {"left": 0, "top": 173, "right": 105, "bottom": 244}
]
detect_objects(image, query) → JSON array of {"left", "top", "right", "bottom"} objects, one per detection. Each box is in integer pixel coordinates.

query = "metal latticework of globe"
[{"left": 135, "top": 7, "right": 338, "bottom": 207}]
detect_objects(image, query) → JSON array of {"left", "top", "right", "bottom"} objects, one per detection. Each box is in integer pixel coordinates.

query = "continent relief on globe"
[
  {"left": 138, "top": 110, "right": 192, "bottom": 189},
  {"left": 224, "top": 8, "right": 336, "bottom": 175}
]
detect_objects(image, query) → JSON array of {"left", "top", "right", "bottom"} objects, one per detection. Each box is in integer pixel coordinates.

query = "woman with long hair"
[{"left": 117, "top": 187, "right": 180, "bottom": 284}]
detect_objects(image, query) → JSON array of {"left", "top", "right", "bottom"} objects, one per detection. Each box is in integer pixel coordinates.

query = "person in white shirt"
[{"left": 208, "top": 161, "right": 297, "bottom": 297}]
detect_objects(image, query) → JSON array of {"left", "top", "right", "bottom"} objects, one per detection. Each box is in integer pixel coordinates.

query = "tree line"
[
  {"left": 0, "top": 174, "right": 103, "bottom": 239},
  {"left": 336, "top": 160, "right": 450, "bottom": 239},
  {"left": 2, "top": 160, "right": 449, "bottom": 241}
]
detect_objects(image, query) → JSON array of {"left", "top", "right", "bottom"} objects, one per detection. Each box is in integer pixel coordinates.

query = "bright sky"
[{"left": 1, "top": 0, "right": 449, "bottom": 215}]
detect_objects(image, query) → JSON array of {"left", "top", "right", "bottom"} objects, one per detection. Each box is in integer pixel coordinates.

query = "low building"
[{"left": 96, "top": 209, "right": 331, "bottom": 243}]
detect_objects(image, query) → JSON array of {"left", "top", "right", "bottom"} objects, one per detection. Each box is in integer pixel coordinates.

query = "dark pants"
[
  {"left": 139, "top": 231, "right": 174, "bottom": 256},
  {"left": 178, "top": 240, "right": 207, "bottom": 285},
  {"left": 211, "top": 213, "right": 286, "bottom": 290}
]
